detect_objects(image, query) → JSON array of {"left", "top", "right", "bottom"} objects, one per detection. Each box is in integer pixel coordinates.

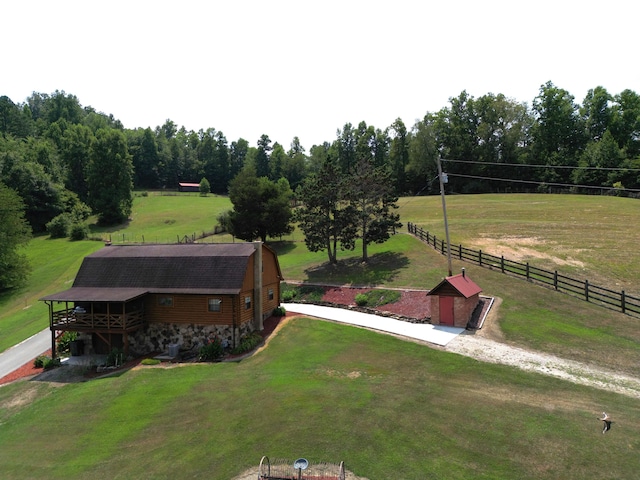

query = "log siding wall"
[{"left": 146, "top": 293, "right": 244, "bottom": 326}]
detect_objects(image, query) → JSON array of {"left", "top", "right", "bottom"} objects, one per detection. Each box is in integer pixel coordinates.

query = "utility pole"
[{"left": 437, "top": 156, "right": 453, "bottom": 276}]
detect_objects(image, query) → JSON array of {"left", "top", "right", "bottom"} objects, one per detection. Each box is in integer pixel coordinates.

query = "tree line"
[{"left": 1, "top": 83, "right": 639, "bottom": 288}]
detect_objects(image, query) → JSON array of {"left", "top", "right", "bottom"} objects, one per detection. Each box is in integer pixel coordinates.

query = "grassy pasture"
[
  {"left": 1, "top": 319, "right": 639, "bottom": 480},
  {"left": 398, "top": 193, "right": 640, "bottom": 295},
  {"left": 91, "top": 192, "right": 235, "bottom": 244}
]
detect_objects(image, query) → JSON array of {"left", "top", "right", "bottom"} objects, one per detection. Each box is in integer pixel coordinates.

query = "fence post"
[
  {"left": 458, "top": 244, "right": 462, "bottom": 260},
  {"left": 621, "top": 290, "right": 626, "bottom": 313},
  {"left": 554, "top": 271, "right": 558, "bottom": 290},
  {"left": 501, "top": 256, "right": 505, "bottom": 274},
  {"left": 479, "top": 250, "right": 483, "bottom": 266},
  {"left": 441, "top": 239, "right": 445, "bottom": 254},
  {"left": 585, "top": 280, "right": 589, "bottom": 302},
  {"left": 526, "top": 262, "right": 530, "bottom": 281}
]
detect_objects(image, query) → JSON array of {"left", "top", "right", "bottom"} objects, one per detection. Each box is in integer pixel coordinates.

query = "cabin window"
[
  {"left": 158, "top": 296, "right": 173, "bottom": 307},
  {"left": 245, "top": 296, "right": 252, "bottom": 310},
  {"left": 268, "top": 288, "right": 274, "bottom": 301},
  {"left": 208, "top": 298, "right": 222, "bottom": 312}
]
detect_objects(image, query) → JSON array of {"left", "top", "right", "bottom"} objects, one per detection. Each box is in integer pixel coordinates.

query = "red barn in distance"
[{"left": 178, "top": 182, "right": 200, "bottom": 192}]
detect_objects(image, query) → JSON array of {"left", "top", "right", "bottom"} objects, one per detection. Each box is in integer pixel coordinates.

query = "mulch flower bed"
[{"left": 320, "top": 286, "right": 431, "bottom": 319}]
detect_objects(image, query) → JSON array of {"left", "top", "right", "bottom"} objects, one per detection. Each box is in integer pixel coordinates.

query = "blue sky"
[{"left": 3, "top": 0, "right": 638, "bottom": 149}]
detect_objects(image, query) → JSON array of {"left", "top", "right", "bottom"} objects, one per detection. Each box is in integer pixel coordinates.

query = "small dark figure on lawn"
[{"left": 598, "top": 412, "right": 612, "bottom": 434}]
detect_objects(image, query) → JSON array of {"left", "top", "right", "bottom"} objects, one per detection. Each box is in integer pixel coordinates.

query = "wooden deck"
[{"left": 51, "top": 309, "right": 144, "bottom": 332}]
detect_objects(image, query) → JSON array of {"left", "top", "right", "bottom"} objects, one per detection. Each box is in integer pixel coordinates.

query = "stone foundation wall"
[{"left": 128, "top": 322, "right": 254, "bottom": 356}]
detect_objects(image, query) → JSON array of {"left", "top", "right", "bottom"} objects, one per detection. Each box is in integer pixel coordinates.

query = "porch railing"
[{"left": 51, "top": 309, "right": 144, "bottom": 331}]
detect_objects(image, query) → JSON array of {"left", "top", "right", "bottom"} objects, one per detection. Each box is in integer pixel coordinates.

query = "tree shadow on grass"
[
  {"left": 268, "top": 240, "right": 297, "bottom": 256},
  {"left": 303, "top": 251, "right": 410, "bottom": 286}
]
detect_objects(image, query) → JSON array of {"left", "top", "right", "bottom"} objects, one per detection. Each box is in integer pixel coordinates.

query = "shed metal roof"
[{"left": 427, "top": 272, "right": 482, "bottom": 298}]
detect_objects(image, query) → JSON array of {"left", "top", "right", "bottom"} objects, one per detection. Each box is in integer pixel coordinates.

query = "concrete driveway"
[{"left": 282, "top": 303, "right": 464, "bottom": 346}]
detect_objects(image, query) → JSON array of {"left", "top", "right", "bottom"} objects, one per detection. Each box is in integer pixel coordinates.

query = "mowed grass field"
[
  {"left": 2, "top": 319, "right": 640, "bottom": 479},
  {"left": 1, "top": 192, "right": 639, "bottom": 479}
]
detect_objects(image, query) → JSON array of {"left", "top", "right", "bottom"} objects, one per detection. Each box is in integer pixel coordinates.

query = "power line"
[
  {"left": 442, "top": 158, "right": 640, "bottom": 172},
  {"left": 446, "top": 173, "right": 640, "bottom": 194}
]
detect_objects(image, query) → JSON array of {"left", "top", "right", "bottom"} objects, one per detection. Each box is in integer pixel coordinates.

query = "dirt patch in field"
[{"left": 470, "top": 236, "right": 585, "bottom": 268}]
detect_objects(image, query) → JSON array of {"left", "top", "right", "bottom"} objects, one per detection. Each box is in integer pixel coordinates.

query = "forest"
[{"left": 1, "top": 81, "right": 639, "bottom": 238}]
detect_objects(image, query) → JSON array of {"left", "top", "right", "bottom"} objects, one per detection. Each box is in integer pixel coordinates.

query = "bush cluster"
[
  {"left": 281, "top": 283, "right": 325, "bottom": 303},
  {"left": 355, "top": 293, "right": 368, "bottom": 306},
  {"left": 355, "top": 289, "right": 401, "bottom": 307},
  {"left": 199, "top": 338, "right": 224, "bottom": 361},
  {"left": 232, "top": 332, "right": 263, "bottom": 355},
  {"left": 70, "top": 223, "right": 89, "bottom": 240},
  {"left": 281, "top": 287, "right": 296, "bottom": 302},
  {"left": 33, "top": 356, "right": 59, "bottom": 370}
]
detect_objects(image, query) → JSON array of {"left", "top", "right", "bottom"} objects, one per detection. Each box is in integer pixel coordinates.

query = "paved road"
[{"left": 0, "top": 329, "right": 51, "bottom": 379}]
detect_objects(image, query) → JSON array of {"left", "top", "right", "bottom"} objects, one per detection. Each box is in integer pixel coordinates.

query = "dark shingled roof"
[{"left": 41, "top": 243, "right": 258, "bottom": 302}]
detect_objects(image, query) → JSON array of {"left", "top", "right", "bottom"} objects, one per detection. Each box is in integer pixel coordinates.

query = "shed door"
[{"left": 439, "top": 296, "right": 454, "bottom": 326}]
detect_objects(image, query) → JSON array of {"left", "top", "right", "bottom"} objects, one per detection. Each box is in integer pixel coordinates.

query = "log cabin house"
[{"left": 40, "top": 242, "right": 283, "bottom": 358}]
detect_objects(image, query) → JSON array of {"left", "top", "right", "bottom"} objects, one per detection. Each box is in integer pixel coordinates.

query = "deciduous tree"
[
  {"left": 0, "top": 182, "right": 31, "bottom": 290},
  {"left": 532, "top": 81, "right": 585, "bottom": 182},
  {"left": 87, "top": 128, "right": 134, "bottom": 225}
]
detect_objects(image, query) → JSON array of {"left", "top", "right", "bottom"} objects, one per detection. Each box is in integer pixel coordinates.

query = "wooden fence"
[{"left": 407, "top": 222, "right": 640, "bottom": 318}]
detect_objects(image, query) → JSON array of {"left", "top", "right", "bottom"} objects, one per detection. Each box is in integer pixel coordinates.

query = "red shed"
[{"left": 427, "top": 269, "right": 482, "bottom": 328}]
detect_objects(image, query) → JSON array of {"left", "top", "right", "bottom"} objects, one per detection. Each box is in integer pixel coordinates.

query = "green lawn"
[
  {"left": 91, "top": 192, "right": 235, "bottom": 244},
  {"left": 1, "top": 319, "right": 639, "bottom": 480}
]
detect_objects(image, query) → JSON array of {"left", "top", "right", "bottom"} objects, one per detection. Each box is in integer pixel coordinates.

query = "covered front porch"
[{"left": 41, "top": 287, "right": 148, "bottom": 359}]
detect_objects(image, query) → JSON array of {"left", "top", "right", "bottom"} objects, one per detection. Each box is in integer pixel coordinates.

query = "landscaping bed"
[{"left": 283, "top": 283, "right": 431, "bottom": 321}]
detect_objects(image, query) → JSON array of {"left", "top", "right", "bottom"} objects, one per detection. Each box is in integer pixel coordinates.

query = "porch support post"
[
  {"left": 47, "top": 301, "right": 57, "bottom": 359},
  {"left": 123, "top": 302, "right": 129, "bottom": 356}
]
